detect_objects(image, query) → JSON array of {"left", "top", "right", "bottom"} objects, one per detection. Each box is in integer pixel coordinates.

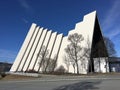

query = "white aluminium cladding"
[
  {"left": 10, "top": 23, "right": 63, "bottom": 72},
  {"left": 57, "top": 11, "right": 96, "bottom": 74},
  {"left": 10, "top": 11, "right": 108, "bottom": 74}
]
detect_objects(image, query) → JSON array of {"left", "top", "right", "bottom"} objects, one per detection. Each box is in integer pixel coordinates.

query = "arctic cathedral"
[{"left": 10, "top": 11, "right": 109, "bottom": 74}]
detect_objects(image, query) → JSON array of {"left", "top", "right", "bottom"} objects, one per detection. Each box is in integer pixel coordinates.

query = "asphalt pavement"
[{"left": 0, "top": 74, "right": 120, "bottom": 90}]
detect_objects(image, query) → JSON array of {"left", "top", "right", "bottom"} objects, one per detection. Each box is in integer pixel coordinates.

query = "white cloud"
[
  {"left": 18, "top": 0, "right": 32, "bottom": 11},
  {"left": 102, "top": 0, "right": 120, "bottom": 38},
  {"left": 0, "top": 49, "right": 17, "bottom": 63},
  {"left": 20, "top": 0, "right": 30, "bottom": 9},
  {"left": 22, "top": 18, "right": 29, "bottom": 23},
  {"left": 105, "top": 26, "right": 120, "bottom": 39}
]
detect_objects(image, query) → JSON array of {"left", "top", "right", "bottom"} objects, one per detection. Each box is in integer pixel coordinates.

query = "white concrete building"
[{"left": 10, "top": 11, "right": 109, "bottom": 74}]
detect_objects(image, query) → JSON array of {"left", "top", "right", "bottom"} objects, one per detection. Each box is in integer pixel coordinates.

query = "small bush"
[
  {"left": 25, "top": 69, "right": 38, "bottom": 73},
  {"left": 54, "top": 65, "right": 66, "bottom": 75},
  {"left": 1, "top": 72, "right": 6, "bottom": 78}
]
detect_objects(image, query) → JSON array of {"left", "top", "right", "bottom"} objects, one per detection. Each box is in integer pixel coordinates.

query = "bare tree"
[
  {"left": 51, "top": 55, "right": 58, "bottom": 72},
  {"left": 63, "top": 55, "right": 77, "bottom": 74},
  {"left": 82, "top": 37, "right": 91, "bottom": 71},
  {"left": 38, "top": 46, "right": 58, "bottom": 73},
  {"left": 71, "top": 61, "right": 76, "bottom": 74},
  {"left": 55, "top": 65, "right": 66, "bottom": 74},
  {"left": 38, "top": 45, "right": 49, "bottom": 72},
  {"left": 65, "top": 33, "right": 84, "bottom": 74},
  {"left": 104, "top": 37, "right": 116, "bottom": 57},
  {"left": 47, "top": 55, "right": 57, "bottom": 73},
  {"left": 63, "top": 55, "right": 70, "bottom": 72}
]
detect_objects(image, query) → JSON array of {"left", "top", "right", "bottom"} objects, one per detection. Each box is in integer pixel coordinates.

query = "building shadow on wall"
[{"left": 54, "top": 80, "right": 101, "bottom": 90}]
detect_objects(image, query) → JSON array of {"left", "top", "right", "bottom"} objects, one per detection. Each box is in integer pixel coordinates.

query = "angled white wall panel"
[
  {"left": 42, "top": 30, "right": 52, "bottom": 47},
  {"left": 28, "top": 27, "right": 43, "bottom": 71},
  {"left": 10, "top": 23, "right": 37, "bottom": 72},
  {"left": 57, "top": 36, "right": 68, "bottom": 68},
  {"left": 46, "top": 32, "right": 57, "bottom": 58},
  {"left": 50, "top": 34, "right": 63, "bottom": 59},
  {"left": 36, "top": 30, "right": 52, "bottom": 72},
  {"left": 37, "top": 32, "right": 57, "bottom": 72},
  {"left": 22, "top": 27, "right": 40, "bottom": 71},
  {"left": 18, "top": 26, "right": 39, "bottom": 71},
  {"left": 34, "top": 29, "right": 47, "bottom": 71}
]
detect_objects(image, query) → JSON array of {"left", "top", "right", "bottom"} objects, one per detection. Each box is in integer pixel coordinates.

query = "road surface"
[{"left": 0, "top": 74, "right": 120, "bottom": 90}]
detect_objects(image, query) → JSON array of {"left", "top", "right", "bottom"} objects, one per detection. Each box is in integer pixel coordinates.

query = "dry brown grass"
[
  {"left": 1, "top": 72, "right": 120, "bottom": 81},
  {"left": 1, "top": 74, "right": 38, "bottom": 81}
]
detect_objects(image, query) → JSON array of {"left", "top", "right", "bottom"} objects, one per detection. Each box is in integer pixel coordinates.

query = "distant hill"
[{"left": 0, "top": 62, "right": 12, "bottom": 72}]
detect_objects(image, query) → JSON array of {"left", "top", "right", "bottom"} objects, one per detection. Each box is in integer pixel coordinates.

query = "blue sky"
[{"left": 0, "top": 0, "right": 120, "bottom": 63}]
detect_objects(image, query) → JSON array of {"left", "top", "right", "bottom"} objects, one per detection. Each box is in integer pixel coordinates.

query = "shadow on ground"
[{"left": 54, "top": 80, "right": 101, "bottom": 90}]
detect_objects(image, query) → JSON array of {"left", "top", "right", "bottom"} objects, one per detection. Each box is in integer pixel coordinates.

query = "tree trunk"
[
  {"left": 98, "top": 57, "right": 101, "bottom": 72},
  {"left": 44, "top": 59, "right": 50, "bottom": 73},
  {"left": 52, "top": 59, "right": 57, "bottom": 72},
  {"left": 76, "top": 62, "right": 79, "bottom": 74},
  {"left": 68, "top": 66, "right": 69, "bottom": 73},
  {"left": 72, "top": 64, "right": 75, "bottom": 74},
  {"left": 74, "top": 67, "right": 75, "bottom": 74},
  {"left": 38, "top": 58, "right": 44, "bottom": 72}
]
